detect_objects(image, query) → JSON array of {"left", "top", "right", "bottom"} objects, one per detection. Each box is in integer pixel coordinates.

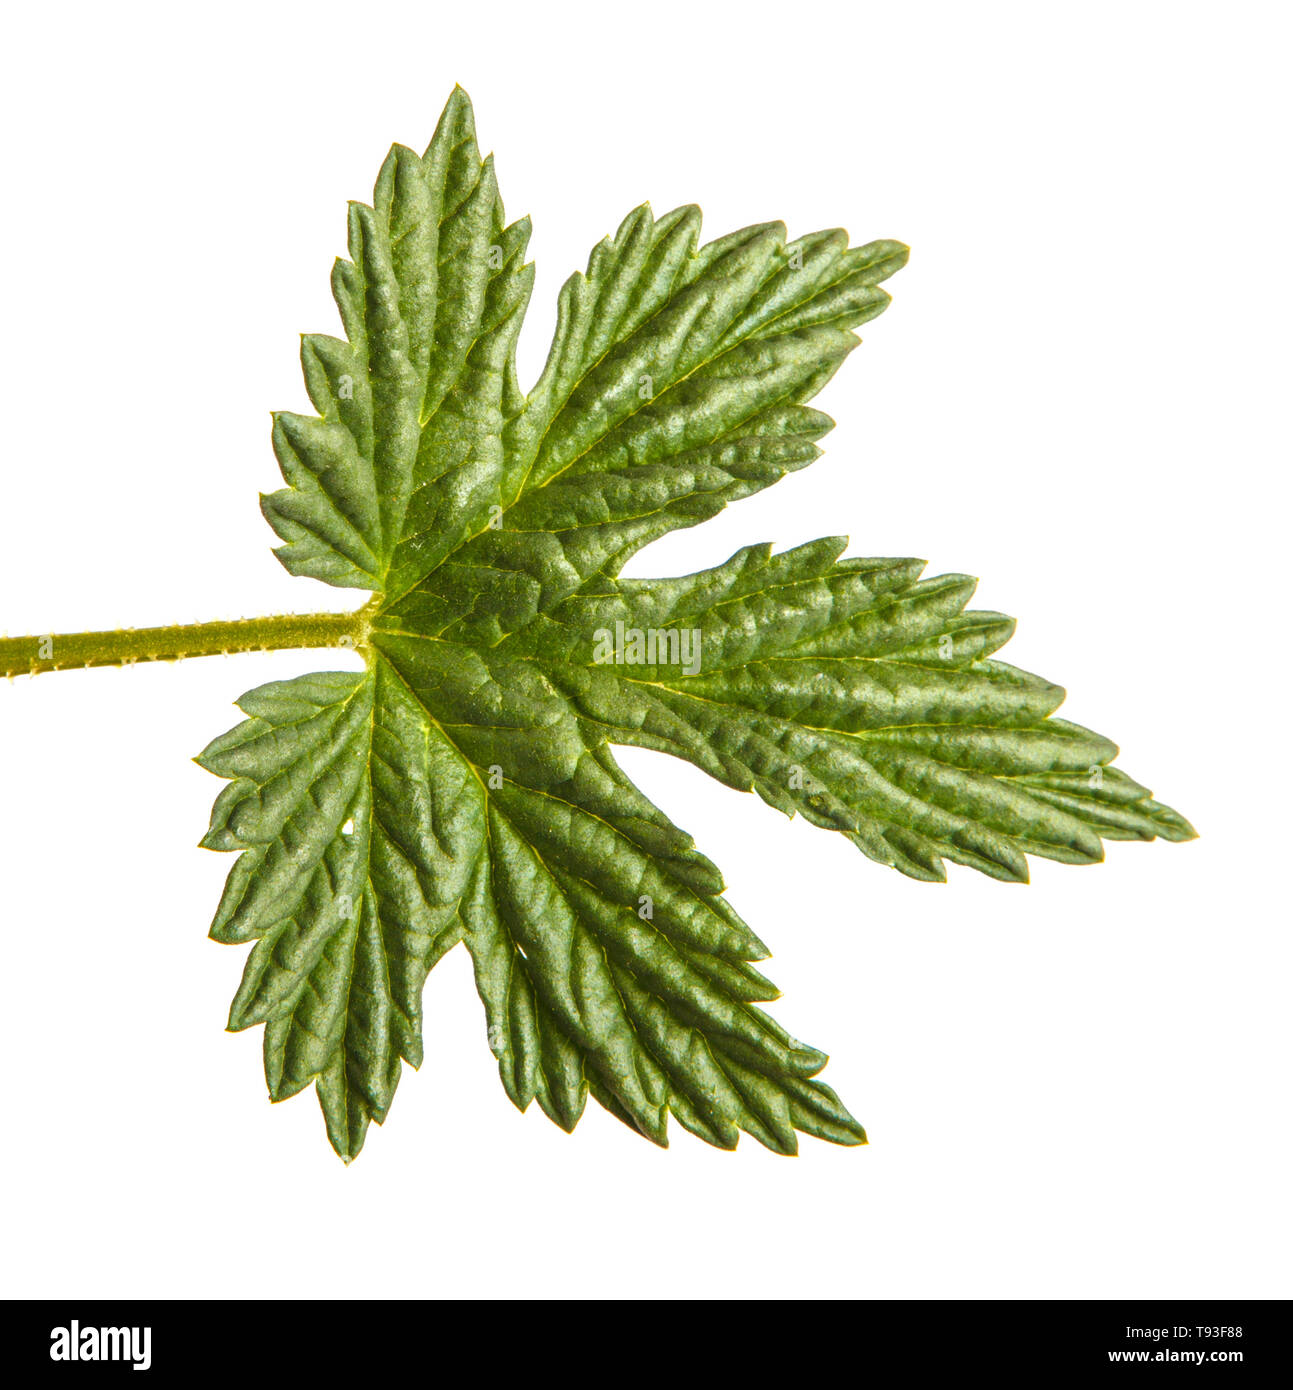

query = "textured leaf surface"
[
  {"left": 261, "top": 88, "right": 534, "bottom": 599},
  {"left": 203, "top": 88, "right": 1194, "bottom": 1160},
  {"left": 520, "top": 539, "right": 1195, "bottom": 883},
  {"left": 197, "top": 667, "right": 478, "bottom": 1158}
]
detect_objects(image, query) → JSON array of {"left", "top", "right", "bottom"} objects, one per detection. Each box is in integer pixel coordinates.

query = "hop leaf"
[{"left": 201, "top": 87, "right": 1194, "bottom": 1160}]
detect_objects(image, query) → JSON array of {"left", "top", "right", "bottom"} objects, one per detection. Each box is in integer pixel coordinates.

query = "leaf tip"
[{"left": 1151, "top": 802, "right": 1199, "bottom": 842}]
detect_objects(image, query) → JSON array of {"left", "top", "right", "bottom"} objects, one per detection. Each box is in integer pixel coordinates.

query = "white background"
[{"left": 1, "top": 1, "right": 1288, "bottom": 1300}]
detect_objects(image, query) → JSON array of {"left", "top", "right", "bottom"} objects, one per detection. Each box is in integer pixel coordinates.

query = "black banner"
[{"left": 1, "top": 1299, "right": 1282, "bottom": 1375}]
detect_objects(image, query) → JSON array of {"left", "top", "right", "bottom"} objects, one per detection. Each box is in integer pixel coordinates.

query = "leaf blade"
[{"left": 201, "top": 88, "right": 1191, "bottom": 1161}]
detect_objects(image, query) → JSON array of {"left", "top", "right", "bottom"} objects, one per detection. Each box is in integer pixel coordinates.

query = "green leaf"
[
  {"left": 197, "top": 666, "right": 479, "bottom": 1159},
  {"left": 521, "top": 538, "right": 1195, "bottom": 883},
  {"left": 202, "top": 87, "right": 1194, "bottom": 1160},
  {"left": 261, "top": 87, "right": 534, "bottom": 599}
]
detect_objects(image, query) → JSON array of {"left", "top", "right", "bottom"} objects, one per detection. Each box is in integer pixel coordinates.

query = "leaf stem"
[{"left": 0, "top": 608, "right": 374, "bottom": 679}]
